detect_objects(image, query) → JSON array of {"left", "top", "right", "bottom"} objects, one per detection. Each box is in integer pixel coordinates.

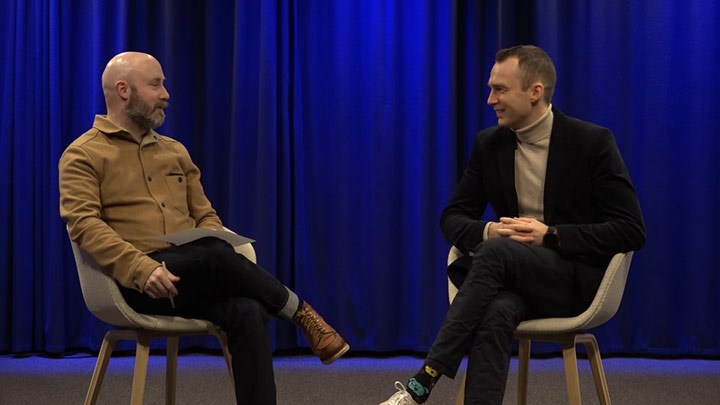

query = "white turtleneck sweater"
[{"left": 483, "top": 105, "right": 554, "bottom": 239}]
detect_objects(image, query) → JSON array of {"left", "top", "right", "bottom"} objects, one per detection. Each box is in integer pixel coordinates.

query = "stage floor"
[{"left": 1, "top": 354, "right": 719, "bottom": 404}]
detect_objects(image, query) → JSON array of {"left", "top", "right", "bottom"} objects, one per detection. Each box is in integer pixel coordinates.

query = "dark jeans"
[
  {"left": 427, "top": 238, "right": 591, "bottom": 405},
  {"left": 119, "top": 237, "right": 290, "bottom": 405}
]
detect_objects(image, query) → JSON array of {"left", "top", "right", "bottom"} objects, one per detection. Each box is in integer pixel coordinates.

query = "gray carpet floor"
[{"left": 1, "top": 353, "right": 719, "bottom": 404}]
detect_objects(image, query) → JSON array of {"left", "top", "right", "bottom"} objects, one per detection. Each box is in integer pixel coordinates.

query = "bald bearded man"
[{"left": 60, "top": 52, "right": 349, "bottom": 404}]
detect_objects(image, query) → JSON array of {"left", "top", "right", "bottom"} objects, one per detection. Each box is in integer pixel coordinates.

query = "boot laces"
[{"left": 298, "top": 307, "right": 329, "bottom": 338}]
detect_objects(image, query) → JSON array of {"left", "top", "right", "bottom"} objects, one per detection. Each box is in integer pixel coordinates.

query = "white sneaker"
[{"left": 378, "top": 381, "right": 418, "bottom": 405}]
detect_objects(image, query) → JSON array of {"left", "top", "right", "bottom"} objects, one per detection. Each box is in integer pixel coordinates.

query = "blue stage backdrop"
[{"left": 1, "top": 0, "right": 719, "bottom": 356}]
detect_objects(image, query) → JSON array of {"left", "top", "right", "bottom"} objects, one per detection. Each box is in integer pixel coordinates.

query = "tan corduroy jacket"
[{"left": 59, "top": 115, "right": 222, "bottom": 291}]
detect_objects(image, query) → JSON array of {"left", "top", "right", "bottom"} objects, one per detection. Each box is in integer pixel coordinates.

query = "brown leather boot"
[{"left": 292, "top": 302, "right": 350, "bottom": 364}]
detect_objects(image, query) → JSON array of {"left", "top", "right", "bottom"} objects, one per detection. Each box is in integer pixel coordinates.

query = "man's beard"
[{"left": 126, "top": 90, "right": 167, "bottom": 131}]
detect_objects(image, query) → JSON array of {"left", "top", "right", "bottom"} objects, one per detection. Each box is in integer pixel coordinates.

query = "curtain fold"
[
  {"left": 290, "top": 1, "right": 453, "bottom": 351},
  {"left": 2, "top": 0, "right": 719, "bottom": 357}
]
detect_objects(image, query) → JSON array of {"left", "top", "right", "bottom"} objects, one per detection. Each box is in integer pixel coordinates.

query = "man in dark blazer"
[{"left": 380, "top": 45, "right": 645, "bottom": 405}]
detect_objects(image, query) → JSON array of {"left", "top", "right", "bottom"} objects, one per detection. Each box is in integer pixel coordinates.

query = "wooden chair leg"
[
  {"left": 85, "top": 331, "right": 119, "bottom": 405},
  {"left": 86, "top": 328, "right": 233, "bottom": 405},
  {"left": 131, "top": 334, "right": 151, "bottom": 405},
  {"left": 578, "top": 334, "right": 611, "bottom": 405},
  {"left": 517, "top": 338, "right": 531, "bottom": 405},
  {"left": 455, "top": 372, "right": 466, "bottom": 405},
  {"left": 561, "top": 338, "right": 582, "bottom": 405},
  {"left": 211, "top": 329, "right": 235, "bottom": 387},
  {"left": 166, "top": 336, "right": 179, "bottom": 405}
]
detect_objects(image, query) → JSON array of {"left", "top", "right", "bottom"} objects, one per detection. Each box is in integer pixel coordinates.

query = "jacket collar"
[
  {"left": 543, "top": 106, "right": 570, "bottom": 222},
  {"left": 93, "top": 115, "right": 160, "bottom": 145}
]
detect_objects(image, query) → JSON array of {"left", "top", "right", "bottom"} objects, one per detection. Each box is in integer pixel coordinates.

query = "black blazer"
[{"left": 441, "top": 108, "right": 646, "bottom": 303}]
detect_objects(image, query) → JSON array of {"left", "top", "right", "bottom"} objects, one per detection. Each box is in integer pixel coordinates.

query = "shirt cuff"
[{"left": 482, "top": 222, "right": 491, "bottom": 241}]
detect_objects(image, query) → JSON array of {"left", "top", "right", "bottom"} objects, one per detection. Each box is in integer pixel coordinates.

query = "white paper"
[{"left": 152, "top": 228, "right": 254, "bottom": 247}]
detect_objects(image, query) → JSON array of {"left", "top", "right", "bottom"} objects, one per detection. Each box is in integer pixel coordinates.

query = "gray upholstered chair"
[
  {"left": 448, "top": 246, "right": 634, "bottom": 405},
  {"left": 69, "top": 227, "right": 255, "bottom": 405}
]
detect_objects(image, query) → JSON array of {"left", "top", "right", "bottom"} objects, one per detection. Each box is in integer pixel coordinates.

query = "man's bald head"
[
  {"left": 101, "top": 52, "right": 161, "bottom": 99},
  {"left": 100, "top": 52, "right": 170, "bottom": 137}
]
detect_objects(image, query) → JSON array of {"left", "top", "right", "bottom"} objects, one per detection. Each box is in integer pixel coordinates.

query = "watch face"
[{"left": 543, "top": 228, "right": 559, "bottom": 248}]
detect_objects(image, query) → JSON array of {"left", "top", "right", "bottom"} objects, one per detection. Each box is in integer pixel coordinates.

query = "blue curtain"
[{"left": 2, "top": 0, "right": 719, "bottom": 357}]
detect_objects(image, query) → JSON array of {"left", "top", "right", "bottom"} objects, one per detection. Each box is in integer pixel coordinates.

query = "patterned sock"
[{"left": 406, "top": 365, "right": 441, "bottom": 404}]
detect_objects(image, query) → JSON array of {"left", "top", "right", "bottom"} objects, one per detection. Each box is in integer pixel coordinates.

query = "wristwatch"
[{"left": 543, "top": 226, "right": 560, "bottom": 249}]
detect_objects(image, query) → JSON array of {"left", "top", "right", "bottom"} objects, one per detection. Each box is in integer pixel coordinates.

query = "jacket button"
[{"left": 147, "top": 176, "right": 152, "bottom": 181}]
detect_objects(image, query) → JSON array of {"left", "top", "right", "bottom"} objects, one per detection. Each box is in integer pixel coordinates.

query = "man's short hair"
[{"left": 495, "top": 45, "right": 556, "bottom": 104}]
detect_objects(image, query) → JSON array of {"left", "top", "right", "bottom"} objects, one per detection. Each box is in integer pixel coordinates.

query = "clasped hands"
[{"left": 487, "top": 217, "right": 549, "bottom": 245}]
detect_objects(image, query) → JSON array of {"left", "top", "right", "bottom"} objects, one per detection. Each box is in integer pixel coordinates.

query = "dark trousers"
[
  {"left": 119, "top": 237, "right": 290, "bottom": 405},
  {"left": 427, "top": 238, "right": 592, "bottom": 405}
]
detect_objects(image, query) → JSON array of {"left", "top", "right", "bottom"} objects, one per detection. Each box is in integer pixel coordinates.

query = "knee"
[
  {"left": 466, "top": 239, "right": 523, "bottom": 281},
  {"left": 474, "top": 237, "right": 522, "bottom": 257},
  {"left": 472, "top": 238, "right": 528, "bottom": 271}
]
